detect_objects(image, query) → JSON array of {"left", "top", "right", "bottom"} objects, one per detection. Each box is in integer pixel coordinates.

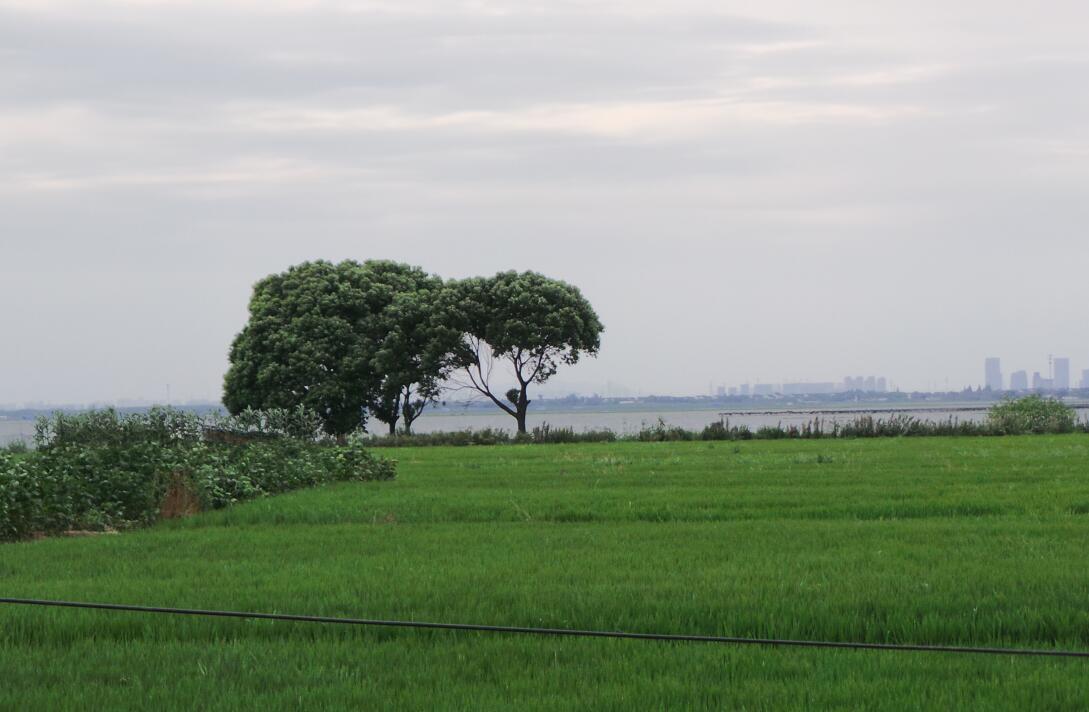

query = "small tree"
[
  {"left": 437, "top": 271, "right": 603, "bottom": 433},
  {"left": 362, "top": 260, "right": 450, "bottom": 435}
]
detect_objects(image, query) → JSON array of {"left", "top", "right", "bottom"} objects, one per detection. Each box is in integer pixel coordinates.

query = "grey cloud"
[{"left": 1, "top": 1, "right": 1088, "bottom": 403}]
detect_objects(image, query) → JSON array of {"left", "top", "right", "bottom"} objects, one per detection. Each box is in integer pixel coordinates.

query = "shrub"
[
  {"left": 699, "top": 419, "right": 754, "bottom": 441},
  {"left": 635, "top": 418, "right": 694, "bottom": 442},
  {"left": 1, "top": 408, "right": 395, "bottom": 542},
  {"left": 2, "top": 440, "right": 29, "bottom": 454},
  {"left": 34, "top": 407, "right": 205, "bottom": 449},
  {"left": 988, "top": 396, "right": 1077, "bottom": 435},
  {"left": 207, "top": 406, "right": 328, "bottom": 442},
  {"left": 530, "top": 423, "right": 616, "bottom": 444}
]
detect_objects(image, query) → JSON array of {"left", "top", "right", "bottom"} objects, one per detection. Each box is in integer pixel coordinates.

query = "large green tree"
[
  {"left": 437, "top": 271, "right": 604, "bottom": 433},
  {"left": 223, "top": 260, "right": 449, "bottom": 437}
]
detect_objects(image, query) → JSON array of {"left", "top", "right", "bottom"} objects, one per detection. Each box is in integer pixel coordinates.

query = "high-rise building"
[
  {"left": 842, "top": 375, "right": 887, "bottom": 392},
  {"left": 1054, "top": 357, "right": 1071, "bottom": 391},
  {"left": 753, "top": 383, "right": 776, "bottom": 396},
  {"left": 782, "top": 382, "right": 837, "bottom": 395},
  {"left": 1010, "top": 370, "right": 1029, "bottom": 391},
  {"left": 984, "top": 357, "right": 1003, "bottom": 391},
  {"left": 739, "top": 384, "right": 751, "bottom": 397},
  {"left": 1081, "top": 370, "right": 1089, "bottom": 389},
  {"left": 1033, "top": 372, "right": 1054, "bottom": 391}
]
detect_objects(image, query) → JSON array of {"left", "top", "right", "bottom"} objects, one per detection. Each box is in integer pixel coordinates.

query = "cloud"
[
  {"left": 230, "top": 97, "right": 927, "bottom": 139},
  {"left": 1, "top": 0, "right": 1089, "bottom": 402}
]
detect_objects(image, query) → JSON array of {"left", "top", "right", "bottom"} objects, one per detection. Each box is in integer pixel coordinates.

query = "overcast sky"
[{"left": 2, "top": 0, "right": 1088, "bottom": 404}]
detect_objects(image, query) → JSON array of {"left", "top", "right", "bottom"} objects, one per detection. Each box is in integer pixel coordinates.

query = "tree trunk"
[
  {"left": 401, "top": 386, "right": 415, "bottom": 436},
  {"left": 515, "top": 389, "right": 531, "bottom": 434},
  {"left": 388, "top": 419, "right": 397, "bottom": 436}
]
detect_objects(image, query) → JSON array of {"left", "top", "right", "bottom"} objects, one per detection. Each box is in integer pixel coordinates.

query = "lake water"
[
  {"left": 412, "top": 406, "right": 1089, "bottom": 435},
  {"left": 0, "top": 420, "right": 36, "bottom": 447},
  {"left": 5, "top": 405, "right": 1087, "bottom": 445}
]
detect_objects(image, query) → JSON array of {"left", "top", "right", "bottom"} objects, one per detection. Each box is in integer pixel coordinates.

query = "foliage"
[
  {"left": 988, "top": 395, "right": 1078, "bottom": 434},
  {"left": 208, "top": 405, "right": 328, "bottom": 442},
  {"left": 34, "top": 407, "right": 205, "bottom": 448},
  {"left": 223, "top": 260, "right": 457, "bottom": 437},
  {"left": 529, "top": 422, "right": 616, "bottom": 444},
  {"left": 0, "top": 409, "right": 395, "bottom": 541},
  {"left": 362, "top": 411, "right": 1088, "bottom": 447},
  {"left": 365, "top": 426, "right": 622, "bottom": 447},
  {"left": 222, "top": 263, "right": 604, "bottom": 436},
  {"left": 2, "top": 440, "right": 29, "bottom": 454},
  {"left": 360, "top": 261, "right": 455, "bottom": 435},
  {"left": 223, "top": 261, "right": 381, "bottom": 436},
  {"left": 436, "top": 271, "right": 604, "bottom": 432}
]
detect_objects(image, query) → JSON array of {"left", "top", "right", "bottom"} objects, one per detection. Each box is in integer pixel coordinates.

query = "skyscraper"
[
  {"left": 984, "top": 357, "right": 1002, "bottom": 390},
  {"left": 1081, "top": 370, "right": 1089, "bottom": 389},
  {"left": 1054, "top": 357, "right": 1071, "bottom": 391},
  {"left": 1010, "top": 370, "right": 1029, "bottom": 391}
]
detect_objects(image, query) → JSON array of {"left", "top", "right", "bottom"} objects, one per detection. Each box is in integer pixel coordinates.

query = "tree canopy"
[
  {"left": 224, "top": 263, "right": 603, "bottom": 436},
  {"left": 437, "top": 271, "right": 604, "bottom": 433},
  {"left": 223, "top": 260, "right": 453, "bottom": 436},
  {"left": 223, "top": 261, "right": 376, "bottom": 436},
  {"left": 360, "top": 261, "right": 451, "bottom": 435}
]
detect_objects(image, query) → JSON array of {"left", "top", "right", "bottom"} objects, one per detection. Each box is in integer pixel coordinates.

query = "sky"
[{"left": 2, "top": 0, "right": 1088, "bottom": 405}]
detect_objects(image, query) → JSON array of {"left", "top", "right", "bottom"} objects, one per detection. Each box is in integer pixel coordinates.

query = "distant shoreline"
[{"left": 720, "top": 403, "right": 1089, "bottom": 417}]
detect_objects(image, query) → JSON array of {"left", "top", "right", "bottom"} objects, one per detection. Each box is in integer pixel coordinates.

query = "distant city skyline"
[
  {"left": 981, "top": 355, "right": 1085, "bottom": 393},
  {"left": 14, "top": 353, "right": 1089, "bottom": 410}
]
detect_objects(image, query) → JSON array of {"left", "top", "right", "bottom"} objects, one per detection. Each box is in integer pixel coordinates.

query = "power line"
[{"left": 2, "top": 597, "right": 1087, "bottom": 658}]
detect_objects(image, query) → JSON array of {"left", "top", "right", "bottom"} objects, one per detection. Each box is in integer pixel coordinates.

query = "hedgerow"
[{"left": 0, "top": 408, "right": 395, "bottom": 542}]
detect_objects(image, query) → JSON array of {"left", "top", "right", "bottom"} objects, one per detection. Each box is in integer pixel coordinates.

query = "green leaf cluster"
[
  {"left": 435, "top": 271, "right": 604, "bottom": 432},
  {"left": 987, "top": 395, "right": 1078, "bottom": 434},
  {"left": 0, "top": 409, "right": 395, "bottom": 541},
  {"left": 224, "top": 262, "right": 604, "bottom": 435}
]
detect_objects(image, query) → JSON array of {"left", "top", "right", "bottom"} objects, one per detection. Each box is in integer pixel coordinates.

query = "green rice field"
[{"left": 3, "top": 436, "right": 1089, "bottom": 710}]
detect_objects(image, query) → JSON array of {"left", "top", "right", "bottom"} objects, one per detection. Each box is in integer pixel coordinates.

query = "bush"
[
  {"left": 634, "top": 418, "right": 694, "bottom": 442},
  {"left": 2, "top": 440, "right": 29, "bottom": 454},
  {"left": 988, "top": 396, "right": 1077, "bottom": 435},
  {"left": 34, "top": 407, "right": 205, "bottom": 448},
  {"left": 530, "top": 423, "right": 616, "bottom": 444},
  {"left": 1, "top": 408, "right": 395, "bottom": 541},
  {"left": 207, "top": 406, "right": 328, "bottom": 442}
]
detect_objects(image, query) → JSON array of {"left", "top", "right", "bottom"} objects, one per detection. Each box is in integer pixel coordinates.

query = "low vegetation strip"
[
  {"left": 0, "top": 408, "right": 395, "bottom": 541},
  {"left": 366, "top": 396, "right": 1087, "bottom": 446}
]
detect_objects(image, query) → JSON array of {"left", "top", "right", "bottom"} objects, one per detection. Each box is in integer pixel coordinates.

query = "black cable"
[{"left": 2, "top": 597, "right": 1087, "bottom": 658}]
